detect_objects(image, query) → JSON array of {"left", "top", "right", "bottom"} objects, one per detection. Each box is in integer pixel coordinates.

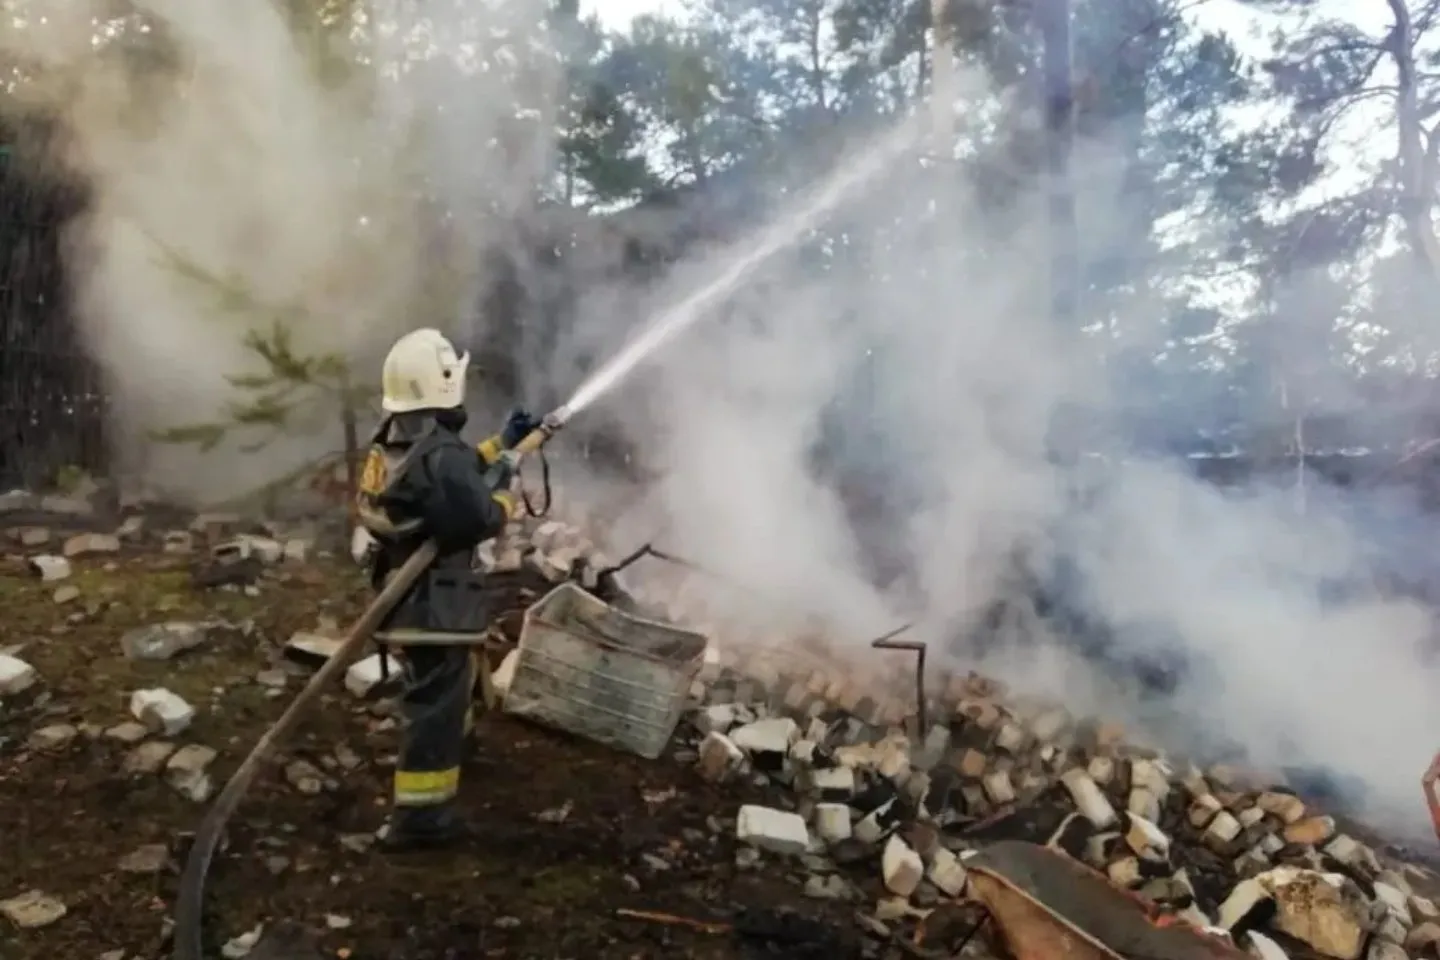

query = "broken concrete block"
[
  {"left": 1128, "top": 787, "right": 1161, "bottom": 823},
  {"left": 994, "top": 721, "right": 1027, "bottom": 753},
  {"left": 1130, "top": 759, "right": 1171, "bottom": 800},
  {"left": 1225, "top": 868, "right": 1369, "bottom": 960},
  {"left": 697, "top": 732, "right": 745, "bottom": 782},
  {"left": 1372, "top": 882, "right": 1412, "bottom": 926},
  {"left": 0, "top": 890, "right": 66, "bottom": 928},
  {"left": 1283, "top": 815, "right": 1335, "bottom": 846},
  {"left": 1124, "top": 814, "right": 1170, "bottom": 862},
  {"left": 103, "top": 721, "right": 148, "bottom": 744},
  {"left": 283, "top": 632, "right": 344, "bottom": 665},
  {"left": 854, "top": 799, "right": 899, "bottom": 845},
  {"left": 1107, "top": 856, "right": 1142, "bottom": 888},
  {"left": 981, "top": 769, "right": 1015, "bottom": 805},
  {"left": 0, "top": 654, "right": 37, "bottom": 696},
  {"left": 344, "top": 654, "right": 387, "bottom": 698},
  {"left": 811, "top": 766, "right": 856, "bottom": 801},
  {"left": 1256, "top": 791, "right": 1306, "bottom": 825},
  {"left": 927, "top": 847, "right": 967, "bottom": 897},
  {"left": 950, "top": 747, "right": 987, "bottom": 778},
  {"left": 813, "top": 803, "right": 852, "bottom": 843},
  {"left": 62, "top": 532, "right": 119, "bottom": 557},
  {"left": 129, "top": 688, "right": 195, "bottom": 735},
  {"left": 1190, "top": 793, "right": 1223, "bottom": 828},
  {"left": 212, "top": 535, "right": 283, "bottom": 565},
  {"left": 28, "top": 724, "right": 77, "bottom": 751},
  {"left": 731, "top": 717, "right": 798, "bottom": 755},
  {"left": 123, "top": 741, "right": 177, "bottom": 774},
  {"left": 694, "top": 703, "right": 737, "bottom": 736},
  {"left": 27, "top": 555, "right": 70, "bottom": 581},
  {"left": 1061, "top": 768, "right": 1117, "bottom": 828},
  {"left": 165, "top": 744, "right": 217, "bottom": 802},
  {"left": 881, "top": 835, "right": 924, "bottom": 897},
  {"left": 736, "top": 805, "right": 808, "bottom": 856},
  {"left": 876, "top": 739, "right": 911, "bottom": 782},
  {"left": 1406, "top": 921, "right": 1440, "bottom": 954},
  {"left": 1204, "top": 811, "right": 1242, "bottom": 849},
  {"left": 1088, "top": 755, "right": 1116, "bottom": 784},
  {"left": 121, "top": 622, "right": 212, "bottom": 661}
]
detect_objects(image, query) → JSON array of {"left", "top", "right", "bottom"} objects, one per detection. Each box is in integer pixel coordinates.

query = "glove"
[{"left": 500, "top": 408, "right": 542, "bottom": 449}]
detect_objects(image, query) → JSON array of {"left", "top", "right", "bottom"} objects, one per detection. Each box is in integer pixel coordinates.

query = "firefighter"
[{"left": 355, "top": 327, "right": 541, "bottom": 849}]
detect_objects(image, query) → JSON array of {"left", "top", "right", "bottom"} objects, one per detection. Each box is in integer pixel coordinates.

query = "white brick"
[
  {"left": 927, "top": 847, "right": 968, "bottom": 897},
  {"left": 813, "top": 803, "right": 852, "bottom": 843},
  {"left": 982, "top": 769, "right": 1015, "bottom": 804},
  {"left": 28, "top": 555, "right": 71, "bottom": 581},
  {"left": 731, "top": 717, "right": 797, "bottom": 755},
  {"left": 1205, "top": 811, "right": 1242, "bottom": 847},
  {"left": 811, "top": 766, "right": 856, "bottom": 799},
  {"left": 1256, "top": 791, "right": 1305, "bottom": 825},
  {"left": 695, "top": 703, "right": 737, "bottom": 735},
  {"left": 697, "top": 731, "right": 745, "bottom": 782},
  {"left": 1061, "top": 768, "right": 1117, "bottom": 828},
  {"left": 345, "top": 654, "right": 387, "bottom": 697},
  {"left": 877, "top": 739, "right": 911, "bottom": 781},
  {"left": 854, "top": 801, "right": 896, "bottom": 845},
  {"left": 1124, "top": 814, "right": 1170, "bottom": 861},
  {"left": 129, "top": 688, "right": 195, "bottom": 735},
  {"left": 736, "top": 805, "right": 809, "bottom": 855},
  {"left": 1128, "top": 786, "right": 1161, "bottom": 823},
  {"left": 1131, "top": 759, "right": 1172, "bottom": 801},
  {"left": 0, "top": 654, "right": 37, "bottom": 696},
  {"left": 882, "top": 835, "right": 924, "bottom": 897},
  {"left": 1189, "top": 794, "right": 1223, "bottom": 828}
]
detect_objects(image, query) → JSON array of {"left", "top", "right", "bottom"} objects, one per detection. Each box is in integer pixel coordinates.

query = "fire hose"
[{"left": 172, "top": 415, "right": 565, "bottom": 960}]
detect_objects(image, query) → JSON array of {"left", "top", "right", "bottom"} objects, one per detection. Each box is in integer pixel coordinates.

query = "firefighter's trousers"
[{"left": 391, "top": 644, "right": 479, "bottom": 809}]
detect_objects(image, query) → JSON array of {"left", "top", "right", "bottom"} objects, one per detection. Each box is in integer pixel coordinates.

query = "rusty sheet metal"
[{"left": 965, "top": 841, "right": 1252, "bottom": 960}]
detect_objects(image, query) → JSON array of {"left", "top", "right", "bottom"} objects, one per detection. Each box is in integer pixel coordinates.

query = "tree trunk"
[
  {"left": 1036, "top": 0, "right": 1078, "bottom": 332},
  {"left": 1387, "top": 0, "right": 1440, "bottom": 274}
]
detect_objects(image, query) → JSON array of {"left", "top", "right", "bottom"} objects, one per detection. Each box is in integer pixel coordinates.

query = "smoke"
[
  {"left": 529, "top": 65, "right": 1440, "bottom": 839},
  {"left": 5, "top": 0, "right": 1440, "bottom": 840},
  {"left": 0, "top": 0, "right": 560, "bottom": 501}
]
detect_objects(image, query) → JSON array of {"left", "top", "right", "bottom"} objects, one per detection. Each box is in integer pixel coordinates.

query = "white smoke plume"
[
  {"left": 0, "top": 0, "right": 561, "bottom": 501},
  {"left": 4, "top": 0, "right": 1439, "bottom": 842},
  {"left": 528, "top": 68, "right": 1440, "bottom": 841}
]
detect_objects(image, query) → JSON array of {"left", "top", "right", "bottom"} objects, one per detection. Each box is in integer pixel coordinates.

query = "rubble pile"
[{"left": 683, "top": 649, "right": 1440, "bottom": 960}]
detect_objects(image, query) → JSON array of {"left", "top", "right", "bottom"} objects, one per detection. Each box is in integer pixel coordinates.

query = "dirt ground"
[{"left": 0, "top": 547, "right": 866, "bottom": 960}]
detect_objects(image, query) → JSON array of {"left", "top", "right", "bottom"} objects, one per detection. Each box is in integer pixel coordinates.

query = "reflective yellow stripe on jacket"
[
  {"left": 476, "top": 434, "right": 504, "bottom": 465},
  {"left": 393, "top": 767, "right": 460, "bottom": 807}
]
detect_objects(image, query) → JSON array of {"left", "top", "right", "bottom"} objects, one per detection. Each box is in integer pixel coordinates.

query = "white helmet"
[{"left": 380, "top": 328, "right": 469, "bottom": 413}]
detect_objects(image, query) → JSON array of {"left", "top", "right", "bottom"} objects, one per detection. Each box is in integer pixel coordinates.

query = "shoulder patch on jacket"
[{"left": 359, "top": 447, "right": 388, "bottom": 496}]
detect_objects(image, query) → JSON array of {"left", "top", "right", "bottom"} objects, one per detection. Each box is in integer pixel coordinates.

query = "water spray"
[{"left": 173, "top": 118, "right": 920, "bottom": 960}]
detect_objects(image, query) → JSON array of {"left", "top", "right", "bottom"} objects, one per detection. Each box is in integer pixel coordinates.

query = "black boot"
[{"left": 379, "top": 805, "right": 472, "bottom": 852}]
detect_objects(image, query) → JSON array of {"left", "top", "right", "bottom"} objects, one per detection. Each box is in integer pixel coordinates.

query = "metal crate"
[{"left": 505, "top": 582, "right": 709, "bottom": 759}]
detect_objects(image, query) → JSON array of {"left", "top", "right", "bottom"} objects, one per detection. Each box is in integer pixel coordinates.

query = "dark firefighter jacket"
[{"left": 355, "top": 409, "right": 516, "bottom": 641}]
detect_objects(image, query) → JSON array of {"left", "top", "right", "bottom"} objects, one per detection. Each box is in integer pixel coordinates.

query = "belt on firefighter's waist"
[{"left": 373, "top": 628, "right": 490, "bottom": 646}]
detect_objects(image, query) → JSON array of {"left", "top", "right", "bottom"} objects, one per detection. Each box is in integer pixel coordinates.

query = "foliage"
[{"left": 148, "top": 241, "right": 367, "bottom": 456}]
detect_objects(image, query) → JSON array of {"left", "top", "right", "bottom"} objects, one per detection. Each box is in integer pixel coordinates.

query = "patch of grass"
[{"left": 1, "top": 557, "right": 364, "bottom": 732}]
